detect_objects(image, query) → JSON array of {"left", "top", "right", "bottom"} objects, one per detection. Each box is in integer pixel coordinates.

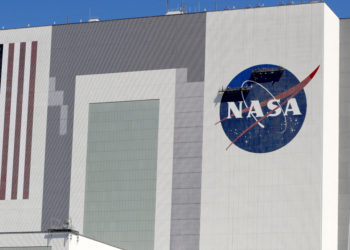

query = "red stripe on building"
[
  {"left": 23, "top": 41, "right": 37, "bottom": 199},
  {"left": 0, "top": 44, "right": 14, "bottom": 200},
  {"left": 11, "top": 43, "right": 26, "bottom": 199}
]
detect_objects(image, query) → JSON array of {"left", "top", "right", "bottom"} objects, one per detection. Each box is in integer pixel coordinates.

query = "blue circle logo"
[{"left": 218, "top": 64, "right": 319, "bottom": 153}]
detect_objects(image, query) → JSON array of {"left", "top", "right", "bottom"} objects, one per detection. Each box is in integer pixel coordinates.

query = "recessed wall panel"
[{"left": 83, "top": 100, "right": 159, "bottom": 250}]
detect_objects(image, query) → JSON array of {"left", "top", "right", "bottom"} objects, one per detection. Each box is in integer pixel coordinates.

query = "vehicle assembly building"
[{"left": 0, "top": 2, "right": 347, "bottom": 250}]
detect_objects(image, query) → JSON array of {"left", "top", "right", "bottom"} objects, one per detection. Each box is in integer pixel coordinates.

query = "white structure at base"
[
  {"left": 69, "top": 234, "right": 121, "bottom": 250},
  {"left": 0, "top": 232, "right": 122, "bottom": 250}
]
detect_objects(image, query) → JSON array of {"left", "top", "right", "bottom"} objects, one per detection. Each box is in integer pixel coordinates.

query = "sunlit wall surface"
[
  {"left": 83, "top": 100, "right": 159, "bottom": 250},
  {"left": 0, "top": 3, "right": 343, "bottom": 250}
]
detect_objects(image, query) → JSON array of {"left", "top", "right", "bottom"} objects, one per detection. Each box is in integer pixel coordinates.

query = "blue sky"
[{"left": 0, "top": 0, "right": 348, "bottom": 29}]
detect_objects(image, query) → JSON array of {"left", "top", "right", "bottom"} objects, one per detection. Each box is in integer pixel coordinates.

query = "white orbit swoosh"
[{"left": 241, "top": 80, "right": 287, "bottom": 133}]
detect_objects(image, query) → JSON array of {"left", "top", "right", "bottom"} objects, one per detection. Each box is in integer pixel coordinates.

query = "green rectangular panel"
[{"left": 84, "top": 100, "right": 159, "bottom": 250}]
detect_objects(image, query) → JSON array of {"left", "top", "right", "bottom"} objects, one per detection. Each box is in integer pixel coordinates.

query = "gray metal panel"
[
  {"left": 170, "top": 69, "right": 204, "bottom": 250},
  {"left": 50, "top": 15, "right": 206, "bottom": 80},
  {"left": 174, "top": 142, "right": 203, "bottom": 158},
  {"left": 171, "top": 188, "right": 201, "bottom": 204},
  {"left": 173, "top": 127, "right": 203, "bottom": 143},
  {"left": 175, "top": 97, "right": 204, "bottom": 113},
  {"left": 170, "top": 220, "right": 201, "bottom": 235},
  {"left": 339, "top": 19, "right": 350, "bottom": 250},
  {"left": 175, "top": 83, "right": 205, "bottom": 98},
  {"left": 174, "top": 112, "right": 203, "bottom": 128},
  {"left": 43, "top": 12, "right": 206, "bottom": 236},
  {"left": 170, "top": 235, "right": 200, "bottom": 250},
  {"left": 41, "top": 106, "right": 71, "bottom": 230},
  {"left": 172, "top": 173, "right": 202, "bottom": 189},
  {"left": 172, "top": 158, "right": 202, "bottom": 173}
]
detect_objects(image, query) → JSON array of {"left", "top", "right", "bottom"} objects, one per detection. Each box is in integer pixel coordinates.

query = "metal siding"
[
  {"left": 70, "top": 69, "right": 177, "bottom": 250},
  {"left": 174, "top": 112, "right": 203, "bottom": 128},
  {"left": 44, "top": 14, "right": 206, "bottom": 240},
  {"left": 175, "top": 82, "right": 205, "bottom": 98},
  {"left": 339, "top": 18, "right": 350, "bottom": 250},
  {"left": 172, "top": 173, "right": 202, "bottom": 189},
  {"left": 202, "top": 4, "right": 324, "bottom": 250},
  {"left": 171, "top": 188, "right": 201, "bottom": 204},
  {"left": 170, "top": 235, "right": 200, "bottom": 250},
  {"left": 41, "top": 106, "right": 69, "bottom": 229},
  {"left": 171, "top": 204, "right": 201, "bottom": 220},
  {"left": 172, "top": 158, "right": 202, "bottom": 173},
  {"left": 173, "top": 127, "right": 203, "bottom": 143},
  {"left": 175, "top": 97, "right": 204, "bottom": 113},
  {"left": 171, "top": 68, "right": 204, "bottom": 249},
  {"left": 173, "top": 142, "right": 203, "bottom": 158}
]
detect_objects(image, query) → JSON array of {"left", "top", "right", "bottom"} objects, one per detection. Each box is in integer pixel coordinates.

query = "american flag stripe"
[
  {"left": 0, "top": 45, "right": 3, "bottom": 86},
  {"left": 0, "top": 41, "right": 37, "bottom": 200},
  {"left": 0, "top": 44, "right": 9, "bottom": 197},
  {"left": 0, "top": 43, "right": 14, "bottom": 200},
  {"left": 6, "top": 43, "right": 21, "bottom": 200},
  {"left": 23, "top": 41, "right": 37, "bottom": 200},
  {"left": 11, "top": 42, "right": 26, "bottom": 199},
  {"left": 17, "top": 42, "right": 32, "bottom": 200}
]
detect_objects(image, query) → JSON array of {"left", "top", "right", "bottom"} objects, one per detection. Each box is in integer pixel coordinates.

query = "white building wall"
[
  {"left": 201, "top": 3, "right": 325, "bottom": 250},
  {"left": 322, "top": 5, "right": 339, "bottom": 250},
  {"left": 70, "top": 69, "right": 177, "bottom": 250},
  {"left": 0, "top": 3, "right": 342, "bottom": 249},
  {"left": 0, "top": 233, "right": 122, "bottom": 250},
  {"left": 339, "top": 18, "right": 350, "bottom": 250},
  {"left": 0, "top": 26, "right": 51, "bottom": 232}
]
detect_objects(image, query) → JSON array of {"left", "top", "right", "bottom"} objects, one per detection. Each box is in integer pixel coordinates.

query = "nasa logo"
[{"left": 217, "top": 64, "right": 320, "bottom": 153}]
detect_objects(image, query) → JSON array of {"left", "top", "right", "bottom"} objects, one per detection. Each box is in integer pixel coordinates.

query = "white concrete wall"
[
  {"left": 322, "top": 4, "right": 339, "bottom": 250},
  {"left": 0, "top": 26, "right": 51, "bottom": 232},
  {"left": 70, "top": 69, "right": 177, "bottom": 250},
  {"left": 68, "top": 235, "right": 121, "bottom": 250},
  {"left": 201, "top": 3, "right": 325, "bottom": 250}
]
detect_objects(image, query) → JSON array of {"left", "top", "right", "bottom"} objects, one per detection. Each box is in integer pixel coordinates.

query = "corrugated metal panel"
[{"left": 43, "top": 14, "right": 206, "bottom": 239}]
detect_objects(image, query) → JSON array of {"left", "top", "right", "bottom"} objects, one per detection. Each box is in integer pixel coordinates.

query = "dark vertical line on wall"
[
  {"left": 23, "top": 41, "right": 37, "bottom": 199},
  {"left": 0, "top": 44, "right": 14, "bottom": 200},
  {"left": 0, "top": 44, "right": 3, "bottom": 87},
  {"left": 11, "top": 42, "right": 26, "bottom": 199}
]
